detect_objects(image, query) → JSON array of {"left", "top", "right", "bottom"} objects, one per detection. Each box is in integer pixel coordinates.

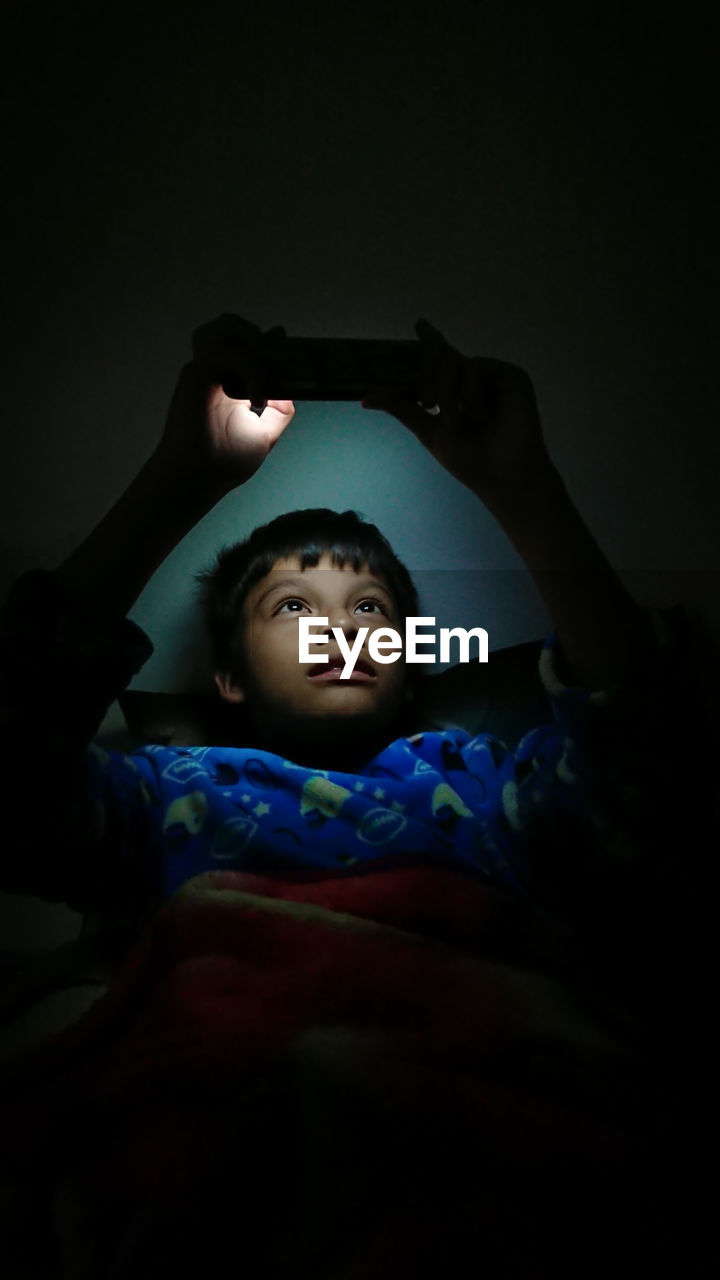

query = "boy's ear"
[{"left": 214, "top": 671, "right": 246, "bottom": 704}]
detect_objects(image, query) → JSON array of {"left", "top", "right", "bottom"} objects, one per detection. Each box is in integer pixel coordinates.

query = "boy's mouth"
[{"left": 308, "top": 656, "right": 376, "bottom": 680}]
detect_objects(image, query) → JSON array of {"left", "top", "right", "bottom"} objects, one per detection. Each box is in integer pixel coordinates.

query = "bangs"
[{"left": 256, "top": 539, "right": 390, "bottom": 581}]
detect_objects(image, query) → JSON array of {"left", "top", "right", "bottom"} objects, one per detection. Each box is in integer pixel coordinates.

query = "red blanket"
[{"left": 0, "top": 864, "right": 708, "bottom": 1278}]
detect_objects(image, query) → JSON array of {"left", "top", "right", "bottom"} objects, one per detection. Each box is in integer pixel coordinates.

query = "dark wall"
[{"left": 2, "top": 0, "right": 717, "bottom": 693}]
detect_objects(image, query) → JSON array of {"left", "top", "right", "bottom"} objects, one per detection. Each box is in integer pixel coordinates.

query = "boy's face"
[{"left": 214, "top": 552, "right": 412, "bottom": 765}]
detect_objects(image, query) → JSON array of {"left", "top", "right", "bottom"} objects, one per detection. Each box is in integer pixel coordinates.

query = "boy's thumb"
[
  {"left": 361, "top": 388, "right": 406, "bottom": 412},
  {"left": 360, "top": 392, "right": 435, "bottom": 450}
]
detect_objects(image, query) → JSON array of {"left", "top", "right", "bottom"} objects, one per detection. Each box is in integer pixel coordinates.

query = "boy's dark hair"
[{"left": 195, "top": 508, "right": 421, "bottom": 683}]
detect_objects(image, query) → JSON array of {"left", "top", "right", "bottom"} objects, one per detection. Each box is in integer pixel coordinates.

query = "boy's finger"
[
  {"left": 461, "top": 359, "right": 493, "bottom": 424},
  {"left": 194, "top": 348, "right": 268, "bottom": 405},
  {"left": 435, "top": 348, "right": 465, "bottom": 425},
  {"left": 261, "top": 400, "right": 296, "bottom": 444},
  {"left": 414, "top": 318, "right": 455, "bottom": 406},
  {"left": 192, "top": 314, "right": 262, "bottom": 356},
  {"left": 361, "top": 391, "right": 436, "bottom": 447},
  {"left": 415, "top": 317, "right": 447, "bottom": 345},
  {"left": 192, "top": 316, "right": 269, "bottom": 398}
]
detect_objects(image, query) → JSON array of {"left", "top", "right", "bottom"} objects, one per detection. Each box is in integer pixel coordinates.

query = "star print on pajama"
[
  {"left": 0, "top": 569, "right": 683, "bottom": 924},
  {"left": 81, "top": 616, "right": 680, "bottom": 920}
]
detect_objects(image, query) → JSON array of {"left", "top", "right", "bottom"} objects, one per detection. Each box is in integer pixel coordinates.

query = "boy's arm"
[
  {"left": 479, "top": 461, "right": 655, "bottom": 692},
  {"left": 362, "top": 318, "right": 655, "bottom": 692},
  {"left": 364, "top": 320, "right": 692, "bottom": 1017},
  {"left": 0, "top": 315, "right": 295, "bottom": 910},
  {"left": 53, "top": 446, "right": 232, "bottom": 622},
  {"left": 55, "top": 315, "right": 294, "bottom": 620}
]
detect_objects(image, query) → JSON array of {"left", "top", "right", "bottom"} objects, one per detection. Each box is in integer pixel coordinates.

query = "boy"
[
  {"left": 0, "top": 313, "right": 701, "bottom": 1277},
  {"left": 0, "top": 312, "right": 679, "bottom": 927}
]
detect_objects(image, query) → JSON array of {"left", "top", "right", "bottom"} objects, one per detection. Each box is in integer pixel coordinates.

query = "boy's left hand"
[{"left": 361, "top": 319, "right": 554, "bottom": 503}]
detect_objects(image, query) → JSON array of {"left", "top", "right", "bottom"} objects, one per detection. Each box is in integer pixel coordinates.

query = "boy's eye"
[
  {"left": 276, "top": 598, "right": 308, "bottom": 613},
  {"left": 356, "top": 598, "right": 386, "bottom": 615},
  {"left": 275, "top": 597, "right": 388, "bottom": 615}
]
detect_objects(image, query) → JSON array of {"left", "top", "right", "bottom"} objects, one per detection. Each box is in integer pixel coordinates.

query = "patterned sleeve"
[
  {"left": 0, "top": 569, "right": 164, "bottom": 917},
  {"left": 499, "top": 609, "right": 692, "bottom": 931}
]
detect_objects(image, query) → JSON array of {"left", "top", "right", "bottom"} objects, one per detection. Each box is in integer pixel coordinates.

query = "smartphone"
[{"left": 212, "top": 337, "right": 426, "bottom": 405}]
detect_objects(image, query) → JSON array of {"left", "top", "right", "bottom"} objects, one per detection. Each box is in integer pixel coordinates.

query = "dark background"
[
  {"left": 1, "top": 0, "right": 718, "bottom": 752},
  {"left": 0, "top": 0, "right": 718, "bottom": 953}
]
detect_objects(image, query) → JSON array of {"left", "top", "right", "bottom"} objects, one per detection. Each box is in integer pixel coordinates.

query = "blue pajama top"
[{"left": 0, "top": 570, "right": 688, "bottom": 929}]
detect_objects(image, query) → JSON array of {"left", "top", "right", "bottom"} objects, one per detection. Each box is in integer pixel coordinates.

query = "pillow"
[{"left": 116, "top": 637, "right": 550, "bottom": 750}]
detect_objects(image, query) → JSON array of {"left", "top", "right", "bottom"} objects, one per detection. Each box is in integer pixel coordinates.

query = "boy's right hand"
[{"left": 155, "top": 314, "right": 296, "bottom": 496}]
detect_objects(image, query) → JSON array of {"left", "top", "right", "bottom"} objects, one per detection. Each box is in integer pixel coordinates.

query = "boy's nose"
[{"left": 321, "top": 613, "right": 359, "bottom": 637}]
